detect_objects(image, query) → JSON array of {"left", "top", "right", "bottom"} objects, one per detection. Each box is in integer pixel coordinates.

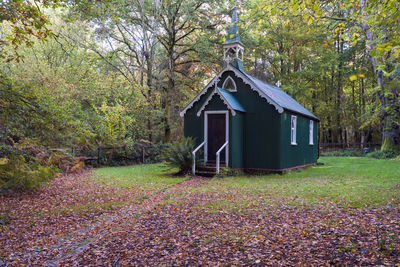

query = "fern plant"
[
  {"left": 161, "top": 137, "right": 198, "bottom": 174},
  {"left": 0, "top": 155, "right": 58, "bottom": 191}
]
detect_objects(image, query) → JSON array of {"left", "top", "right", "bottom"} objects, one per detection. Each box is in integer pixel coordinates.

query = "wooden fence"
[
  {"left": 319, "top": 143, "right": 381, "bottom": 154},
  {"left": 46, "top": 142, "right": 165, "bottom": 167}
]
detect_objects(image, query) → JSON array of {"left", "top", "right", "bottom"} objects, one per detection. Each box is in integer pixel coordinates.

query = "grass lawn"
[
  {"left": 93, "top": 157, "right": 400, "bottom": 209},
  {"left": 88, "top": 157, "right": 400, "bottom": 212},
  {"left": 94, "top": 163, "right": 188, "bottom": 191},
  {"left": 192, "top": 157, "right": 400, "bottom": 208}
]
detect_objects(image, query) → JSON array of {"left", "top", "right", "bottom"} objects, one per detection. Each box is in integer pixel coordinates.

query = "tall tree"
[
  {"left": 249, "top": 0, "right": 399, "bottom": 150},
  {"left": 0, "top": 0, "right": 61, "bottom": 61},
  {"left": 69, "top": 0, "right": 222, "bottom": 142},
  {"left": 151, "top": 0, "right": 219, "bottom": 142}
]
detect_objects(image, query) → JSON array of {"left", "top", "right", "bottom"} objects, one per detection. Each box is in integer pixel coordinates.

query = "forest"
[
  {"left": 1, "top": 0, "right": 400, "bottom": 184},
  {"left": 1, "top": 1, "right": 400, "bottom": 265}
]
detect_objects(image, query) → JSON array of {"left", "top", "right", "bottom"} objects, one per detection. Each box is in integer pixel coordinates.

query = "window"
[
  {"left": 309, "top": 120, "right": 314, "bottom": 145},
  {"left": 291, "top": 115, "right": 297, "bottom": 145},
  {"left": 222, "top": 76, "right": 237, "bottom": 92}
]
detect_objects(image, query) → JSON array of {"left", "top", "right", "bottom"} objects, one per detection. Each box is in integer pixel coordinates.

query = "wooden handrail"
[
  {"left": 216, "top": 141, "right": 228, "bottom": 174},
  {"left": 192, "top": 141, "right": 205, "bottom": 175}
]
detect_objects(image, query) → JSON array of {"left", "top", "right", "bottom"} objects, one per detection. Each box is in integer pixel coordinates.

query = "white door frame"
[{"left": 204, "top": 110, "right": 229, "bottom": 165}]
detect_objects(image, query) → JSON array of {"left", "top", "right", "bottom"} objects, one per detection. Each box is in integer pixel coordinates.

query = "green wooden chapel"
[{"left": 180, "top": 7, "right": 319, "bottom": 174}]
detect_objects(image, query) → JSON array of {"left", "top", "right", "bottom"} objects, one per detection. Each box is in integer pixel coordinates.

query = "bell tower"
[{"left": 222, "top": 1, "right": 244, "bottom": 70}]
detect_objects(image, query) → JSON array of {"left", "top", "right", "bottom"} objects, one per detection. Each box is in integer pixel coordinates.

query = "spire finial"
[
  {"left": 232, "top": 0, "right": 238, "bottom": 24},
  {"left": 222, "top": 0, "right": 245, "bottom": 70}
]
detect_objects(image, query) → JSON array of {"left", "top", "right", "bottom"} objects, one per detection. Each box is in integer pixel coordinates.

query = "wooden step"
[
  {"left": 194, "top": 162, "right": 227, "bottom": 177},
  {"left": 196, "top": 165, "right": 216, "bottom": 172},
  {"left": 194, "top": 170, "right": 216, "bottom": 177},
  {"left": 195, "top": 165, "right": 216, "bottom": 177},
  {"left": 204, "top": 162, "right": 226, "bottom": 167},
  {"left": 205, "top": 160, "right": 226, "bottom": 164}
]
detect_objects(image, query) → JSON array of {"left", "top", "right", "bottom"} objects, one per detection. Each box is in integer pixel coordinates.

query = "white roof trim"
[
  {"left": 180, "top": 64, "right": 283, "bottom": 117},
  {"left": 225, "top": 65, "right": 284, "bottom": 113},
  {"left": 180, "top": 75, "right": 221, "bottom": 117},
  {"left": 196, "top": 87, "right": 236, "bottom": 117}
]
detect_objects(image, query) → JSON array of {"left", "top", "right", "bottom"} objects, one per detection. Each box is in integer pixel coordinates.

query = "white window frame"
[
  {"left": 222, "top": 76, "right": 237, "bottom": 92},
  {"left": 309, "top": 120, "right": 314, "bottom": 145},
  {"left": 291, "top": 115, "right": 297, "bottom": 145}
]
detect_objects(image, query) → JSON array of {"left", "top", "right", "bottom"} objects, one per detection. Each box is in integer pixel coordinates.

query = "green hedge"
[{"left": 366, "top": 150, "right": 399, "bottom": 159}]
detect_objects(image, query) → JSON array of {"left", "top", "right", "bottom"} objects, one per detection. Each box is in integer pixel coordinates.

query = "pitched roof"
[
  {"left": 196, "top": 87, "right": 245, "bottom": 117},
  {"left": 240, "top": 71, "right": 318, "bottom": 120},
  {"left": 217, "top": 87, "right": 245, "bottom": 112},
  {"left": 180, "top": 65, "right": 318, "bottom": 121}
]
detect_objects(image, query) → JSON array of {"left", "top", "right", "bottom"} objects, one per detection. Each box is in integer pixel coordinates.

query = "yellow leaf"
[
  {"left": 349, "top": 75, "right": 357, "bottom": 81},
  {"left": 0, "top": 158, "right": 8, "bottom": 165},
  {"left": 257, "top": 234, "right": 263, "bottom": 240},
  {"left": 358, "top": 74, "right": 365, "bottom": 78}
]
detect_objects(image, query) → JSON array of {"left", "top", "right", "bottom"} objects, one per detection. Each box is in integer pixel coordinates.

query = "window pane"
[
  {"left": 291, "top": 116, "right": 296, "bottom": 144},
  {"left": 223, "top": 77, "right": 236, "bottom": 91}
]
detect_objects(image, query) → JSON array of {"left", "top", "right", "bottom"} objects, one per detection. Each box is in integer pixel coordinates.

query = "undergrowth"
[
  {"left": 366, "top": 150, "right": 399, "bottom": 159},
  {"left": 0, "top": 154, "right": 58, "bottom": 192}
]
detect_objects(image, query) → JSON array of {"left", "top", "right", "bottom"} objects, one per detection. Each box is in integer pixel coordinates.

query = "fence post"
[
  {"left": 361, "top": 136, "right": 364, "bottom": 150},
  {"left": 97, "top": 146, "right": 101, "bottom": 166},
  {"left": 142, "top": 147, "right": 145, "bottom": 164}
]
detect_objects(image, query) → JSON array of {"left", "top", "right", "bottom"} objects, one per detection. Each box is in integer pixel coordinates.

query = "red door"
[{"left": 207, "top": 114, "right": 226, "bottom": 162}]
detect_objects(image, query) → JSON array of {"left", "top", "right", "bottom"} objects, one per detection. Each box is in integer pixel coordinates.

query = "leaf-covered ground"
[{"left": 1, "top": 158, "right": 400, "bottom": 265}]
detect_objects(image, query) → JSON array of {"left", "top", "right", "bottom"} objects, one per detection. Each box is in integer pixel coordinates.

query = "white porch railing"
[
  {"left": 216, "top": 141, "right": 228, "bottom": 174},
  {"left": 192, "top": 141, "right": 205, "bottom": 175}
]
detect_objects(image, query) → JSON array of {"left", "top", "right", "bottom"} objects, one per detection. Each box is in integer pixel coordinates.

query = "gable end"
[
  {"left": 197, "top": 88, "right": 236, "bottom": 116},
  {"left": 180, "top": 65, "right": 284, "bottom": 117}
]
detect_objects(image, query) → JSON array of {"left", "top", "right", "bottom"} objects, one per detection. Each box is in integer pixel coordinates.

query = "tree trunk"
[
  {"left": 360, "top": 0, "right": 400, "bottom": 152},
  {"left": 336, "top": 34, "right": 344, "bottom": 144},
  {"left": 163, "top": 51, "right": 174, "bottom": 143},
  {"left": 378, "top": 72, "right": 400, "bottom": 152},
  {"left": 146, "top": 52, "right": 154, "bottom": 142}
]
